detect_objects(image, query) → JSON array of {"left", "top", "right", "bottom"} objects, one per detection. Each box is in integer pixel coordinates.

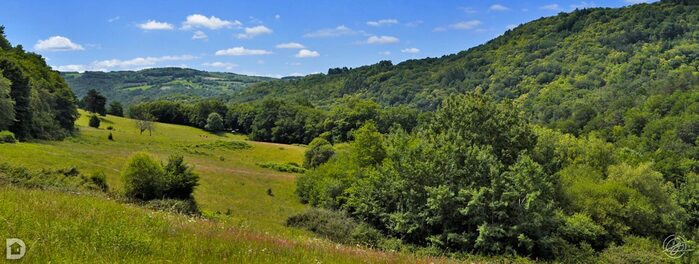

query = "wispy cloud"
[
  {"left": 237, "top": 25, "right": 273, "bottom": 39},
  {"left": 366, "top": 19, "right": 398, "bottom": 27},
  {"left": 489, "top": 4, "right": 510, "bottom": 11},
  {"left": 540, "top": 4, "right": 561, "bottom": 10},
  {"left": 215, "top": 47, "right": 272, "bottom": 56},
  {"left": 304, "top": 25, "right": 357, "bottom": 38},
  {"left": 192, "top": 31, "right": 207, "bottom": 40},
  {"left": 366, "top": 35, "right": 399, "bottom": 44},
  {"left": 107, "top": 16, "right": 120, "bottom": 23},
  {"left": 276, "top": 42, "right": 305, "bottom": 49},
  {"left": 138, "top": 20, "right": 174, "bottom": 30},
  {"left": 401, "top": 48, "right": 420, "bottom": 53},
  {"left": 34, "top": 36, "right": 84, "bottom": 51},
  {"left": 450, "top": 20, "right": 482, "bottom": 30},
  {"left": 203, "top": 62, "right": 237, "bottom": 70},
  {"left": 182, "top": 14, "right": 240, "bottom": 30}
]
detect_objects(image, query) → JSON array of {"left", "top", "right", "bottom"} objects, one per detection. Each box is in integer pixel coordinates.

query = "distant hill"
[
  {"left": 236, "top": 0, "right": 699, "bottom": 136},
  {"left": 61, "top": 67, "right": 275, "bottom": 105}
]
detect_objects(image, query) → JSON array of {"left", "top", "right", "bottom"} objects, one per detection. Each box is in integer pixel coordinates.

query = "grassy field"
[{"left": 0, "top": 111, "right": 520, "bottom": 263}]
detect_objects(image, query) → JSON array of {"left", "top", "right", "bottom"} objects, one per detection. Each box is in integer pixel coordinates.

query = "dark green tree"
[
  {"left": 83, "top": 89, "right": 107, "bottom": 116},
  {"left": 88, "top": 115, "right": 100, "bottom": 128},
  {"left": 303, "top": 137, "right": 335, "bottom": 168},
  {"left": 204, "top": 112, "right": 224, "bottom": 131},
  {"left": 108, "top": 101, "right": 124, "bottom": 117}
]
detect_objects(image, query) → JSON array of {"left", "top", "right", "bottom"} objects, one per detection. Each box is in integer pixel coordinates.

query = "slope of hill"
[
  {"left": 61, "top": 68, "right": 275, "bottom": 105},
  {"left": 236, "top": 0, "right": 698, "bottom": 135}
]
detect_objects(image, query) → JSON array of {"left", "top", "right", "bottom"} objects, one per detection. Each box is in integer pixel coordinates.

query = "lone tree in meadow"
[
  {"left": 204, "top": 112, "right": 224, "bottom": 132},
  {"left": 83, "top": 89, "right": 107, "bottom": 116},
  {"left": 108, "top": 101, "right": 124, "bottom": 117},
  {"left": 134, "top": 113, "right": 156, "bottom": 136}
]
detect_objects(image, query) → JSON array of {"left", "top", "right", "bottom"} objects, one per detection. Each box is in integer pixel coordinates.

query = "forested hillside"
[
  {"left": 61, "top": 68, "right": 274, "bottom": 105},
  {"left": 238, "top": 0, "right": 698, "bottom": 134},
  {"left": 0, "top": 26, "right": 78, "bottom": 140}
]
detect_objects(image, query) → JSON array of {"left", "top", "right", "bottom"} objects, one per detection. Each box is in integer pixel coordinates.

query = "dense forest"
[
  {"left": 61, "top": 68, "right": 274, "bottom": 105},
  {"left": 0, "top": 26, "right": 78, "bottom": 141}
]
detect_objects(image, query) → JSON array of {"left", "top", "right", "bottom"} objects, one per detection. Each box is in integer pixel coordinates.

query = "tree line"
[{"left": 127, "top": 96, "right": 422, "bottom": 144}]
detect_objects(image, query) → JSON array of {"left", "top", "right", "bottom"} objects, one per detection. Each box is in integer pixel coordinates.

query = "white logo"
[
  {"left": 5, "top": 238, "right": 25, "bottom": 260},
  {"left": 663, "top": 235, "right": 693, "bottom": 259}
]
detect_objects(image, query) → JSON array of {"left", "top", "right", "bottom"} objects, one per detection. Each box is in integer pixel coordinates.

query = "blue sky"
[{"left": 0, "top": 0, "right": 653, "bottom": 77}]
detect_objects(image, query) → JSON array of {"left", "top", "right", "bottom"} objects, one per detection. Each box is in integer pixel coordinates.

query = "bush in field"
[
  {"left": 89, "top": 115, "right": 101, "bottom": 128},
  {"left": 303, "top": 137, "right": 335, "bottom": 168},
  {"left": 286, "top": 208, "right": 382, "bottom": 246},
  {"left": 121, "top": 152, "right": 199, "bottom": 201},
  {"left": 121, "top": 152, "right": 165, "bottom": 200},
  {"left": 0, "top": 130, "right": 16, "bottom": 143},
  {"left": 144, "top": 199, "right": 199, "bottom": 215},
  {"left": 162, "top": 155, "right": 199, "bottom": 200}
]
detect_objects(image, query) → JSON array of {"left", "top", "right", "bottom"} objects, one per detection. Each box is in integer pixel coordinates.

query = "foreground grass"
[{"left": 0, "top": 187, "right": 467, "bottom": 263}]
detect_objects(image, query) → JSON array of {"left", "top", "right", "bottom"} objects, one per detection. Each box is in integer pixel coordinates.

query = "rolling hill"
[{"left": 61, "top": 68, "right": 275, "bottom": 105}]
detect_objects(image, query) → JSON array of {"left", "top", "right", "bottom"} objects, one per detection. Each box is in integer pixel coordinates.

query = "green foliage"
[
  {"left": 303, "top": 137, "right": 335, "bottom": 168},
  {"left": 597, "top": 236, "right": 670, "bottom": 264},
  {"left": 83, "top": 89, "right": 107, "bottom": 116},
  {"left": 257, "top": 162, "right": 306, "bottom": 173},
  {"left": 143, "top": 199, "right": 200, "bottom": 215},
  {"left": 204, "top": 112, "right": 224, "bottom": 131},
  {"left": 351, "top": 122, "right": 386, "bottom": 167},
  {"left": 0, "top": 163, "right": 108, "bottom": 192},
  {"left": 121, "top": 152, "right": 165, "bottom": 200},
  {"left": 108, "top": 101, "right": 124, "bottom": 117},
  {"left": 0, "top": 130, "right": 16, "bottom": 143},
  {"left": 162, "top": 155, "right": 199, "bottom": 200},
  {"left": 0, "top": 75, "right": 14, "bottom": 130},
  {"left": 121, "top": 153, "right": 199, "bottom": 201},
  {"left": 286, "top": 208, "right": 382, "bottom": 247},
  {"left": 89, "top": 171, "right": 108, "bottom": 192},
  {"left": 89, "top": 115, "right": 101, "bottom": 128}
]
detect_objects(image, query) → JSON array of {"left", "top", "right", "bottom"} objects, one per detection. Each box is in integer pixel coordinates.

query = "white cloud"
[
  {"left": 182, "top": 14, "right": 240, "bottom": 30},
  {"left": 215, "top": 47, "right": 272, "bottom": 56},
  {"left": 203, "top": 62, "right": 237, "bottom": 70},
  {"left": 379, "top": 51, "right": 391, "bottom": 55},
  {"left": 138, "top": 20, "right": 174, "bottom": 30},
  {"left": 237, "top": 25, "right": 272, "bottom": 39},
  {"left": 34, "top": 36, "right": 84, "bottom": 51},
  {"left": 433, "top": 27, "right": 447, "bottom": 32},
  {"left": 53, "top": 55, "right": 196, "bottom": 72},
  {"left": 366, "top": 19, "right": 398, "bottom": 27},
  {"left": 304, "top": 25, "right": 356, "bottom": 38},
  {"left": 192, "top": 31, "right": 208, "bottom": 40},
  {"left": 401, "top": 48, "right": 420, "bottom": 53},
  {"left": 295, "top": 49, "right": 320, "bottom": 58},
  {"left": 540, "top": 4, "right": 561, "bottom": 10},
  {"left": 489, "top": 4, "right": 510, "bottom": 11},
  {"left": 107, "top": 16, "right": 120, "bottom": 23},
  {"left": 450, "top": 20, "right": 482, "bottom": 30},
  {"left": 276, "top": 42, "right": 305, "bottom": 49},
  {"left": 366, "top": 35, "right": 399, "bottom": 45}
]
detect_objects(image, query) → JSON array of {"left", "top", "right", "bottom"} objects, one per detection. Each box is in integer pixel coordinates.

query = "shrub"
[
  {"left": 162, "top": 155, "right": 199, "bottom": 200},
  {"left": 303, "top": 137, "right": 335, "bottom": 168},
  {"left": 597, "top": 236, "right": 669, "bottom": 263},
  {"left": 286, "top": 208, "right": 382, "bottom": 246},
  {"left": 257, "top": 162, "right": 306, "bottom": 173},
  {"left": 89, "top": 171, "right": 109, "bottom": 192},
  {"left": 108, "top": 132, "right": 113, "bottom": 141},
  {"left": 0, "top": 130, "right": 16, "bottom": 143},
  {"left": 121, "top": 152, "right": 165, "bottom": 200},
  {"left": 89, "top": 115, "right": 101, "bottom": 128},
  {"left": 144, "top": 199, "right": 200, "bottom": 215},
  {"left": 0, "top": 163, "right": 108, "bottom": 192}
]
